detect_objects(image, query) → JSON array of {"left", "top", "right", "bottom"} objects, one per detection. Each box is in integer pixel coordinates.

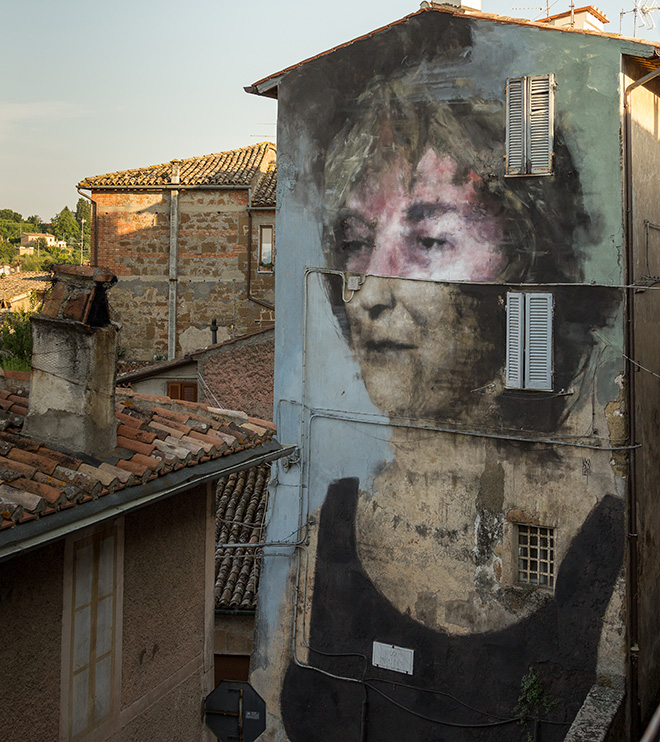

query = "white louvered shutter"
[
  {"left": 524, "top": 293, "right": 553, "bottom": 390},
  {"left": 528, "top": 75, "right": 554, "bottom": 175},
  {"left": 506, "top": 77, "right": 525, "bottom": 175},
  {"left": 506, "top": 292, "right": 524, "bottom": 388}
]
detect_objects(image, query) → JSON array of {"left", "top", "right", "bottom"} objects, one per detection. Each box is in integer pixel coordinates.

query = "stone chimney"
[{"left": 24, "top": 265, "right": 119, "bottom": 455}]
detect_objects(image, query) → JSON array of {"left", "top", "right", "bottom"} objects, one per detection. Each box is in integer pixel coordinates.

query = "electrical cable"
[
  {"left": 593, "top": 328, "right": 660, "bottom": 381},
  {"left": 364, "top": 680, "right": 521, "bottom": 728}
]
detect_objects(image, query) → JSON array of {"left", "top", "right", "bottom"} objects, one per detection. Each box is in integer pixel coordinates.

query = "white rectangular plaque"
[{"left": 372, "top": 641, "right": 414, "bottom": 675}]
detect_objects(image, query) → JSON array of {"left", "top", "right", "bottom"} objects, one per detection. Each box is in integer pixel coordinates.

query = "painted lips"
[{"left": 364, "top": 340, "right": 417, "bottom": 353}]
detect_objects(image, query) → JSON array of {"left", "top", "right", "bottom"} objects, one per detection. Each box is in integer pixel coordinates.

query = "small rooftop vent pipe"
[{"left": 24, "top": 265, "right": 120, "bottom": 456}]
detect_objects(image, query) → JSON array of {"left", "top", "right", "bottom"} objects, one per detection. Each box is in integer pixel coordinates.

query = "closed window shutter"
[
  {"left": 506, "top": 77, "right": 525, "bottom": 175},
  {"left": 528, "top": 75, "right": 554, "bottom": 174},
  {"left": 524, "top": 293, "right": 553, "bottom": 390},
  {"left": 167, "top": 382, "right": 182, "bottom": 400},
  {"left": 181, "top": 382, "right": 197, "bottom": 402},
  {"left": 506, "top": 292, "right": 524, "bottom": 388}
]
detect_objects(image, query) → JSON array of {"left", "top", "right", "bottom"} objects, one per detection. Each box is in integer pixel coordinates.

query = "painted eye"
[
  {"left": 342, "top": 240, "right": 371, "bottom": 253},
  {"left": 417, "top": 235, "right": 450, "bottom": 250}
]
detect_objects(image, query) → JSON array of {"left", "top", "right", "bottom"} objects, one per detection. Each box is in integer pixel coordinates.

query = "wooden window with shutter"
[
  {"left": 506, "top": 74, "right": 555, "bottom": 176},
  {"left": 67, "top": 527, "right": 120, "bottom": 739},
  {"left": 506, "top": 292, "right": 553, "bottom": 391},
  {"left": 167, "top": 381, "right": 197, "bottom": 402}
]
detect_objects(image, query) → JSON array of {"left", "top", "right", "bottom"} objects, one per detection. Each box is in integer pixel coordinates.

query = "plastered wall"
[
  {"left": 0, "top": 485, "right": 214, "bottom": 742},
  {"left": 0, "top": 542, "right": 64, "bottom": 742}
]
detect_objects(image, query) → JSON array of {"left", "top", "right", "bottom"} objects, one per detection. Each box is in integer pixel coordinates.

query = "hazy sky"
[{"left": 3, "top": 0, "right": 659, "bottom": 220}]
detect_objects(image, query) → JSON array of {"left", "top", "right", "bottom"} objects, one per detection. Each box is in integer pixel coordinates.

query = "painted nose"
[
  {"left": 365, "top": 228, "right": 403, "bottom": 277},
  {"left": 356, "top": 275, "right": 396, "bottom": 320}
]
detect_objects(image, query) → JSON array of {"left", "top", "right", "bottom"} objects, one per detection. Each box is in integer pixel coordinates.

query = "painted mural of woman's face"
[{"left": 338, "top": 148, "right": 505, "bottom": 418}]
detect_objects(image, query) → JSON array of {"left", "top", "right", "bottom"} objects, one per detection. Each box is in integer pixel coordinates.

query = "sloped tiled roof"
[
  {"left": 0, "top": 273, "right": 50, "bottom": 308},
  {"left": 247, "top": 4, "right": 660, "bottom": 97},
  {"left": 0, "top": 386, "right": 276, "bottom": 531},
  {"left": 78, "top": 142, "right": 276, "bottom": 189},
  {"left": 118, "top": 327, "right": 274, "bottom": 384},
  {"left": 252, "top": 164, "right": 277, "bottom": 207},
  {"left": 214, "top": 463, "right": 270, "bottom": 611}
]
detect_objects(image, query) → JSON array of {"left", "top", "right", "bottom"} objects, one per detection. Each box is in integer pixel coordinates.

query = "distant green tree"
[
  {"left": 0, "top": 240, "right": 17, "bottom": 265},
  {"left": 52, "top": 206, "right": 80, "bottom": 245},
  {"left": 75, "top": 197, "right": 91, "bottom": 251},
  {"left": 0, "top": 307, "right": 35, "bottom": 369},
  {"left": 19, "top": 254, "right": 48, "bottom": 272},
  {"left": 0, "top": 209, "right": 22, "bottom": 222},
  {"left": 32, "top": 237, "right": 48, "bottom": 257},
  {"left": 0, "top": 221, "right": 20, "bottom": 242},
  {"left": 25, "top": 215, "right": 43, "bottom": 231},
  {"left": 43, "top": 243, "right": 71, "bottom": 264}
]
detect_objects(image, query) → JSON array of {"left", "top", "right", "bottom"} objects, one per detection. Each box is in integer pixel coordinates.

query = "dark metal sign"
[{"left": 204, "top": 681, "right": 266, "bottom": 742}]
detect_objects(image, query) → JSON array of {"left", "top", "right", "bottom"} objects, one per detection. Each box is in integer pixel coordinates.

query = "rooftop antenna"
[
  {"left": 620, "top": 0, "right": 659, "bottom": 35},
  {"left": 512, "top": 4, "right": 550, "bottom": 17}
]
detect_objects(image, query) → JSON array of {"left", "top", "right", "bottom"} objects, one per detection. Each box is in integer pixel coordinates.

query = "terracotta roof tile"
[
  {"left": 0, "top": 385, "right": 275, "bottom": 532},
  {"left": 214, "top": 463, "right": 270, "bottom": 611},
  {"left": 0, "top": 272, "right": 51, "bottom": 308},
  {"left": 151, "top": 415, "right": 192, "bottom": 436},
  {"left": 252, "top": 164, "right": 277, "bottom": 207},
  {"left": 77, "top": 462, "right": 120, "bottom": 490},
  {"left": 116, "top": 435, "right": 155, "bottom": 457},
  {"left": 115, "top": 458, "right": 151, "bottom": 480},
  {"left": 78, "top": 143, "right": 277, "bottom": 190}
]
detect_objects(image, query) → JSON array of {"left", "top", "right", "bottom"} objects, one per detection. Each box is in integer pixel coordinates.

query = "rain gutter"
[{"left": 0, "top": 440, "right": 295, "bottom": 565}]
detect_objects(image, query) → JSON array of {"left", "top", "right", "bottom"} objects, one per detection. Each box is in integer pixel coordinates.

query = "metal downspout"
[
  {"left": 623, "top": 63, "right": 660, "bottom": 740},
  {"left": 168, "top": 163, "right": 180, "bottom": 360}
]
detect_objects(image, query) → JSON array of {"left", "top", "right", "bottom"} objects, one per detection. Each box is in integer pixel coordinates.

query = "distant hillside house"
[
  {"left": 19, "top": 232, "right": 68, "bottom": 255},
  {"left": 78, "top": 143, "right": 276, "bottom": 361},
  {"left": 0, "top": 272, "right": 50, "bottom": 312}
]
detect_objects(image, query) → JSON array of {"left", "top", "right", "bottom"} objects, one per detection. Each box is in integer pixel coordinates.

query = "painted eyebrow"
[
  {"left": 405, "top": 202, "right": 460, "bottom": 223},
  {"left": 338, "top": 210, "right": 377, "bottom": 231}
]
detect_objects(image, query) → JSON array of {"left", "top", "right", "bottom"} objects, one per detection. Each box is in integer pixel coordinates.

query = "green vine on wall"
[{"left": 515, "top": 667, "right": 557, "bottom": 741}]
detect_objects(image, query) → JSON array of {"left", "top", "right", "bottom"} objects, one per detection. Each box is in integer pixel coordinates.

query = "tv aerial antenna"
[{"left": 620, "top": 0, "right": 659, "bottom": 36}]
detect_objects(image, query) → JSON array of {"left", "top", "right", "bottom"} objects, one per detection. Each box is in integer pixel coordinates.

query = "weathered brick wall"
[
  {"left": 93, "top": 190, "right": 275, "bottom": 360},
  {"left": 198, "top": 329, "right": 274, "bottom": 420}
]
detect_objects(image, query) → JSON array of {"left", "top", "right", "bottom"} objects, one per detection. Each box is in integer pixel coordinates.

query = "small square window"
[{"left": 517, "top": 524, "right": 555, "bottom": 588}]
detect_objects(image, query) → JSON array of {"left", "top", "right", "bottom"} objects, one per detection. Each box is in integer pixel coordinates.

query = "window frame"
[
  {"left": 516, "top": 523, "right": 556, "bottom": 590},
  {"left": 60, "top": 521, "right": 124, "bottom": 741},
  {"left": 505, "top": 291, "right": 554, "bottom": 392},
  {"left": 505, "top": 74, "right": 555, "bottom": 176},
  {"left": 258, "top": 225, "right": 274, "bottom": 273},
  {"left": 167, "top": 380, "right": 197, "bottom": 402}
]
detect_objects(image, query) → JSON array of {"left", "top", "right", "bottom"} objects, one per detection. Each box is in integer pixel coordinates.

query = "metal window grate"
[{"left": 517, "top": 524, "right": 555, "bottom": 588}]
